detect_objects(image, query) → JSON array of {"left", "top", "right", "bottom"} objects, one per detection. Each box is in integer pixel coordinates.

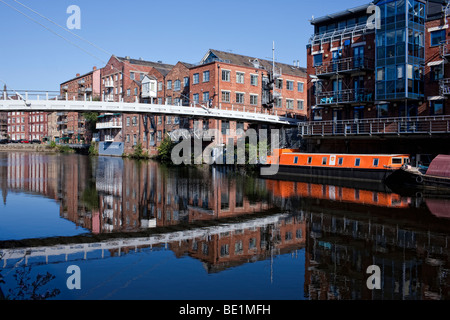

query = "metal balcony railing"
[
  {"left": 440, "top": 78, "right": 450, "bottom": 95},
  {"left": 96, "top": 122, "right": 123, "bottom": 129},
  {"left": 315, "top": 57, "right": 375, "bottom": 77},
  {"left": 316, "top": 89, "right": 373, "bottom": 105},
  {"left": 440, "top": 40, "right": 450, "bottom": 57},
  {"left": 298, "top": 115, "right": 450, "bottom": 137},
  {"left": 104, "top": 81, "right": 114, "bottom": 88}
]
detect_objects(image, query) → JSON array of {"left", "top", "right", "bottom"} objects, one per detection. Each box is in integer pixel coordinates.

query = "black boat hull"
[{"left": 385, "top": 168, "right": 450, "bottom": 196}]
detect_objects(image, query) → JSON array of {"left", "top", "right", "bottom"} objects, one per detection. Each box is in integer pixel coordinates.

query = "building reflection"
[{"left": 1, "top": 153, "right": 450, "bottom": 299}]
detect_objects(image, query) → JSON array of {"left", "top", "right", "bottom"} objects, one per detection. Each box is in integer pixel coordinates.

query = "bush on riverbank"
[{"left": 156, "top": 136, "right": 175, "bottom": 164}]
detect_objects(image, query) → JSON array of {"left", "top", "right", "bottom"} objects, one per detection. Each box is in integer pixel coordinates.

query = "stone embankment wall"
[{"left": 0, "top": 144, "right": 54, "bottom": 152}]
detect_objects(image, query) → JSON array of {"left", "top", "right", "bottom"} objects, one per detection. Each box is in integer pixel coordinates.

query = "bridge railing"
[{"left": 299, "top": 115, "right": 450, "bottom": 137}]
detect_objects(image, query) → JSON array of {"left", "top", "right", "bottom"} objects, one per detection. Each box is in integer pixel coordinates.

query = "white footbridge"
[{"left": 0, "top": 91, "right": 302, "bottom": 126}]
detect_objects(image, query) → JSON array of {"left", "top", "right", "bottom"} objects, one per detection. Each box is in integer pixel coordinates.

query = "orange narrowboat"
[{"left": 263, "top": 149, "right": 410, "bottom": 182}]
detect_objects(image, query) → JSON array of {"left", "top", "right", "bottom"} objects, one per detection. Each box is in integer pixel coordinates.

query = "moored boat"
[
  {"left": 385, "top": 155, "right": 450, "bottom": 194},
  {"left": 262, "top": 149, "right": 410, "bottom": 182}
]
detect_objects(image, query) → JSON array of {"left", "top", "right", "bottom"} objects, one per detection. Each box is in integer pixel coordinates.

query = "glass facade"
[{"left": 375, "top": 0, "right": 425, "bottom": 101}]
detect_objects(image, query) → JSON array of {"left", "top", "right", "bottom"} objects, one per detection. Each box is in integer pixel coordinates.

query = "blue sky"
[{"left": 0, "top": 0, "right": 369, "bottom": 92}]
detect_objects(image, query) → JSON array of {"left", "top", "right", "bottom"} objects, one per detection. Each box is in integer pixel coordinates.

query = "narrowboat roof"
[{"left": 282, "top": 152, "right": 409, "bottom": 157}]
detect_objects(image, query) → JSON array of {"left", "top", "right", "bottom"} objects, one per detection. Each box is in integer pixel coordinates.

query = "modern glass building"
[{"left": 375, "top": 0, "right": 426, "bottom": 118}]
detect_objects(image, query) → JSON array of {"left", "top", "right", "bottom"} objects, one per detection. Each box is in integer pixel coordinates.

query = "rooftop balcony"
[
  {"left": 299, "top": 115, "right": 450, "bottom": 137},
  {"left": 315, "top": 57, "right": 374, "bottom": 77},
  {"left": 316, "top": 89, "right": 373, "bottom": 106}
]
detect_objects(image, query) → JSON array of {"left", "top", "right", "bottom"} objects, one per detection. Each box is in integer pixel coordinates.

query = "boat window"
[
  {"left": 322, "top": 157, "right": 328, "bottom": 165},
  {"left": 355, "top": 158, "right": 361, "bottom": 166},
  {"left": 403, "top": 158, "right": 409, "bottom": 164},
  {"left": 294, "top": 157, "right": 298, "bottom": 164},
  {"left": 392, "top": 158, "right": 402, "bottom": 164},
  {"left": 338, "top": 157, "right": 344, "bottom": 166},
  {"left": 373, "top": 158, "right": 379, "bottom": 167},
  {"left": 307, "top": 157, "right": 312, "bottom": 164}
]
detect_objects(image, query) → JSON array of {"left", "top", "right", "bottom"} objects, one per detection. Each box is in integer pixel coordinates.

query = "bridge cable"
[
  {"left": 3, "top": 0, "right": 212, "bottom": 114},
  {"left": 2, "top": 0, "right": 194, "bottom": 105}
]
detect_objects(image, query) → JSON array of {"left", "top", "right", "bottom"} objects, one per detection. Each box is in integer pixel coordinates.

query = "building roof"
[
  {"left": 202, "top": 49, "right": 307, "bottom": 78},
  {"left": 60, "top": 69, "right": 96, "bottom": 86},
  {"left": 310, "top": 3, "right": 371, "bottom": 25},
  {"left": 116, "top": 56, "right": 174, "bottom": 76}
]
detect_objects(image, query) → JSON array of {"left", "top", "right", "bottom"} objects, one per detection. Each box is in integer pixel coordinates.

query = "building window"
[
  {"left": 275, "top": 79, "right": 283, "bottom": 89},
  {"left": 275, "top": 98, "right": 282, "bottom": 108},
  {"left": 158, "top": 116, "right": 162, "bottom": 125},
  {"left": 203, "top": 91, "right": 209, "bottom": 103},
  {"left": 193, "top": 73, "right": 199, "bottom": 84},
  {"left": 236, "top": 92, "right": 244, "bottom": 104},
  {"left": 297, "top": 100, "right": 304, "bottom": 110},
  {"left": 313, "top": 109, "right": 323, "bottom": 120},
  {"left": 183, "top": 77, "right": 189, "bottom": 87},
  {"left": 133, "top": 134, "right": 137, "bottom": 145},
  {"left": 298, "top": 82, "right": 304, "bottom": 92},
  {"left": 193, "top": 93, "right": 199, "bottom": 103},
  {"left": 313, "top": 54, "right": 323, "bottom": 67},
  {"left": 431, "top": 64, "right": 444, "bottom": 81},
  {"left": 221, "top": 121, "right": 230, "bottom": 135},
  {"left": 134, "top": 88, "right": 138, "bottom": 96},
  {"left": 166, "top": 97, "right": 172, "bottom": 105},
  {"left": 203, "top": 71, "right": 210, "bottom": 82},
  {"left": 174, "top": 80, "right": 181, "bottom": 91},
  {"left": 221, "top": 91, "right": 230, "bottom": 102},
  {"left": 249, "top": 74, "right": 258, "bottom": 86},
  {"left": 158, "top": 82, "right": 163, "bottom": 91},
  {"left": 126, "top": 134, "right": 130, "bottom": 142},
  {"left": 157, "top": 97, "right": 163, "bottom": 105},
  {"left": 157, "top": 131, "right": 162, "bottom": 141},
  {"left": 431, "top": 101, "right": 444, "bottom": 115},
  {"left": 127, "top": 89, "right": 131, "bottom": 96},
  {"left": 130, "top": 72, "right": 135, "bottom": 80},
  {"left": 236, "top": 72, "right": 245, "bottom": 84},
  {"left": 222, "top": 70, "right": 230, "bottom": 82},
  {"left": 126, "top": 117, "right": 130, "bottom": 126},
  {"left": 431, "top": 29, "right": 446, "bottom": 47},
  {"left": 286, "top": 99, "right": 294, "bottom": 109},
  {"left": 286, "top": 80, "right": 294, "bottom": 91},
  {"left": 377, "top": 104, "right": 389, "bottom": 118},
  {"left": 167, "top": 80, "right": 172, "bottom": 90},
  {"left": 250, "top": 94, "right": 258, "bottom": 105},
  {"left": 132, "top": 116, "right": 137, "bottom": 126}
]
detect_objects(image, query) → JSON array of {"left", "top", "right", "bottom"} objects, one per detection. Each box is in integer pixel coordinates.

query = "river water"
[{"left": 0, "top": 151, "right": 449, "bottom": 300}]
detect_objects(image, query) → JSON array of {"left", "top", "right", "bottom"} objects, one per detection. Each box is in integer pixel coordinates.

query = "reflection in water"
[{"left": 0, "top": 152, "right": 450, "bottom": 300}]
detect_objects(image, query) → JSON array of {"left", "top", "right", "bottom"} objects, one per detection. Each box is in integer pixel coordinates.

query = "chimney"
[
  {"left": 93, "top": 66, "right": 97, "bottom": 70},
  {"left": 76, "top": 73, "right": 80, "bottom": 77}
]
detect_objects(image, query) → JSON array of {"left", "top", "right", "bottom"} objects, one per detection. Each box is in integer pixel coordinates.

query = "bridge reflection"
[{"left": 1, "top": 152, "right": 450, "bottom": 299}]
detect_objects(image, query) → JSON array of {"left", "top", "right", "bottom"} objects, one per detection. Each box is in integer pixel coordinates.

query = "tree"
[{"left": 157, "top": 136, "right": 175, "bottom": 164}]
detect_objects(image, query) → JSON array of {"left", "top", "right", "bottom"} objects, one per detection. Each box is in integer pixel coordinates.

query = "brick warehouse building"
[
  {"left": 92, "top": 51, "right": 307, "bottom": 156},
  {"left": 59, "top": 67, "right": 101, "bottom": 143},
  {"left": 97, "top": 55, "right": 175, "bottom": 156},
  {"left": 188, "top": 49, "right": 307, "bottom": 146},
  {"left": 303, "top": 0, "right": 450, "bottom": 157}
]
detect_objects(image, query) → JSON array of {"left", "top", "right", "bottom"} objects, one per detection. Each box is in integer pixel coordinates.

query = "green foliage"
[
  {"left": 156, "top": 136, "right": 175, "bottom": 164},
  {"left": 89, "top": 142, "right": 98, "bottom": 156},
  {"left": 49, "top": 141, "right": 57, "bottom": 148},
  {"left": 56, "top": 145, "right": 73, "bottom": 153},
  {"left": 81, "top": 181, "right": 99, "bottom": 211},
  {"left": 129, "top": 143, "right": 150, "bottom": 160},
  {"left": 83, "top": 112, "right": 99, "bottom": 133}
]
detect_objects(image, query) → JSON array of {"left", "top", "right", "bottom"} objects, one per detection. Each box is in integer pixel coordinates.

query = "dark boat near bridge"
[{"left": 385, "top": 155, "right": 450, "bottom": 195}]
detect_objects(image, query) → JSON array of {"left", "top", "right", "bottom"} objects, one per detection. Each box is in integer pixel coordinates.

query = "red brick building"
[
  {"left": 59, "top": 67, "right": 101, "bottom": 143},
  {"left": 189, "top": 49, "right": 307, "bottom": 142},
  {"left": 7, "top": 111, "right": 48, "bottom": 141}
]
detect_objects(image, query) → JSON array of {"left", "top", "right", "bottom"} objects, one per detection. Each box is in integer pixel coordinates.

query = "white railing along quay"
[
  {"left": 0, "top": 90, "right": 302, "bottom": 126},
  {"left": 299, "top": 115, "right": 450, "bottom": 137}
]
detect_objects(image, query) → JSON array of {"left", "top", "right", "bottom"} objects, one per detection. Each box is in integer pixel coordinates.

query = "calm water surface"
[{"left": 0, "top": 152, "right": 449, "bottom": 300}]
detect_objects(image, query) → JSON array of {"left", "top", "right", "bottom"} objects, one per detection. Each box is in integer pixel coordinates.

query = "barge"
[
  {"left": 385, "top": 154, "right": 450, "bottom": 195},
  {"left": 263, "top": 149, "right": 410, "bottom": 183}
]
